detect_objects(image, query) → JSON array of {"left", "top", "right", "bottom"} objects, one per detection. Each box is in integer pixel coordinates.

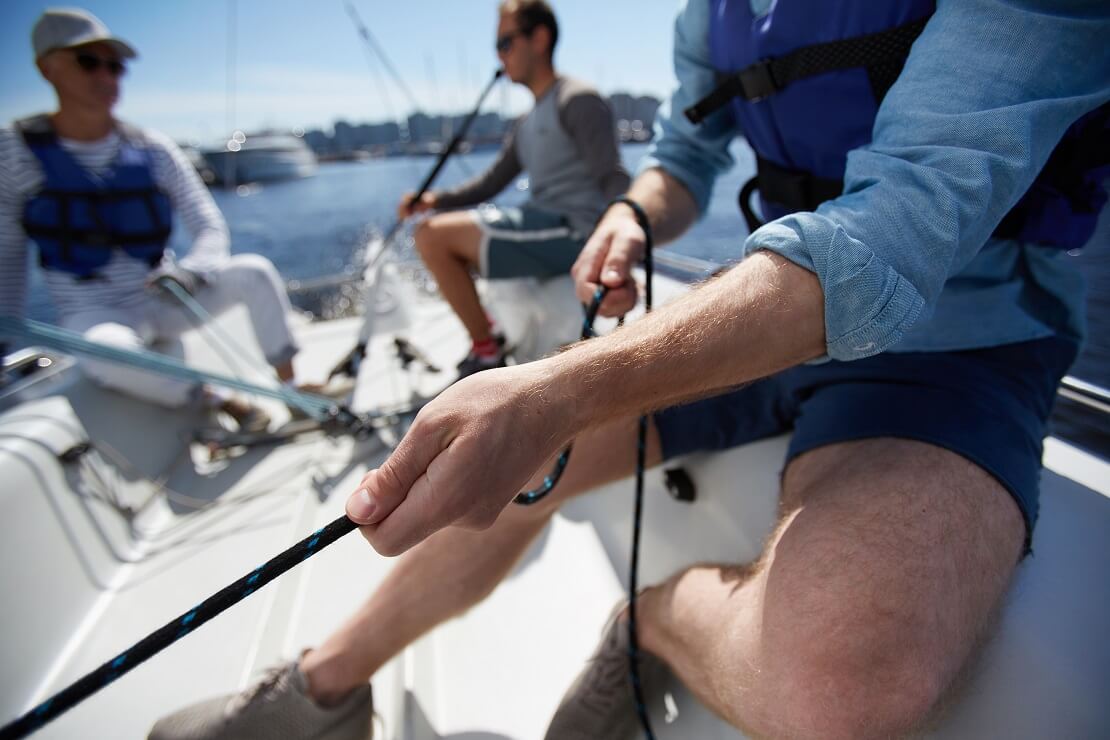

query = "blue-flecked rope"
[
  {"left": 0, "top": 316, "right": 337, "bottom": 421},
  {"left": 0, "top": 515, "right": 359, "bottom": 740}
]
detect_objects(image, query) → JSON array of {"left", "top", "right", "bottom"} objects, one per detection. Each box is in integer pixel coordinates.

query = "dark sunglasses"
[
  {"left": 74, "top": 50, "right": 126, "bottom": 77},
  {"left": 495, "top": 29, "right": 529, "bottom": 53}
]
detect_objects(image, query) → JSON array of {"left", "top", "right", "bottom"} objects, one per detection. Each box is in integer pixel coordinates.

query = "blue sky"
[{"left": 0, "top": 0, "right": 682, "bottom": 142}]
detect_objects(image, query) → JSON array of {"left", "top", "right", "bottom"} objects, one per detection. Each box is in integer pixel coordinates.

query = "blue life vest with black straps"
[
  {"left": 18, "top": 114, "right": 173, "bottom": 279},
  {"left": 686, "top": 0, "right": 1110, "bottom": 251}
]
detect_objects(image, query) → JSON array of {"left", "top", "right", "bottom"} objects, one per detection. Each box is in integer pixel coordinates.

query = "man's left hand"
[
  {"left": 146, "top": 264, "right": 201, "bottom": 297},
  {"left": 344, "top": 361, "right": 574, "bottom": 556}
]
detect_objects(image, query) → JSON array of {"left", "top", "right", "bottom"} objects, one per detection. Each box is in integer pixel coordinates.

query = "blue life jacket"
[
  {"left": 687, "top": 0, "right": 1110, "bottom": 251},
  {"left": 18, "top": 115, "right": 173, "bottom": 279}
]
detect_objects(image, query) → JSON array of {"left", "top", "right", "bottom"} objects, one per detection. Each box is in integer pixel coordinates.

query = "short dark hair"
[{"left": 500, "top": 0, "right": 558, "bottom": 61}]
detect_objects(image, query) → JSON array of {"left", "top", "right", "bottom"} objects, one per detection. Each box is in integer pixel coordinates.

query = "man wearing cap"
[{"left": 0, "top": 8, "right": 311, "bottom": 428}]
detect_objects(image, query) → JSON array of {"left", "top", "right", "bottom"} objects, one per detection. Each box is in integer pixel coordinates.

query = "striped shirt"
[{"left": 0, "top": 120, "right": 229, "bottom": 321}]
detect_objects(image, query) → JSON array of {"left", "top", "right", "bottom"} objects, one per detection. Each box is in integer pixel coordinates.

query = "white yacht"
[
  {"left": 0, "top": 247, "right": 1107, "bottom": 739},
  {"left": 201, "top": 133, "right": 318, "bottom": 187}
]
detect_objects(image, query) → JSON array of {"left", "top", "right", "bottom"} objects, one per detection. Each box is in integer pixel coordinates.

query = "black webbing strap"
[
  {"left": 684, "top": 16, "right": 929, "bottom": 124},
  {"left": 739, "top": 155, "right": 846, "bottom": 232}
]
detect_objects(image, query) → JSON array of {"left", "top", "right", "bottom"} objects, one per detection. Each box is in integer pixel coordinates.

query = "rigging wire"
[
  {"left": 342, "top": 1, "right": 423, "bottom": 113},
  {"left": 0, "top": 317, "right": 343, "bottom": 422},
  {"left": 344, "top": 3, "right": 397, "bottom": 124}
]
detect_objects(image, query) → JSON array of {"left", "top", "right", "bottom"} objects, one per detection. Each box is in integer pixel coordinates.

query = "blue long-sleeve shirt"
[{"left": 643, "top": 0, "right": 1109, "bottom": 361}]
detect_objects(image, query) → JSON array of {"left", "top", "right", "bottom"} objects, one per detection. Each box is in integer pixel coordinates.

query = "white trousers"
[{"left": 59, "top": 254, "right": 299, "bottom": 408}]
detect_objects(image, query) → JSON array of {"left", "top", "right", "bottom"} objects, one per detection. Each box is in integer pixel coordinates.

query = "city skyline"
[
  {"left": 0, "top": 0, "right": 682, "bottom": 142},
  {"left": 302, "top": 92, "right": 661, "bottom": 157}
]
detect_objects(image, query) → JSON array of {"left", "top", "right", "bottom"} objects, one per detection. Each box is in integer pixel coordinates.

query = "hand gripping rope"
[
  {"left": 0, "top": 198, "right": 658, "bottom": 740},
  {"left": 513, "top": 196, "right": 658, "bottom": 739}
]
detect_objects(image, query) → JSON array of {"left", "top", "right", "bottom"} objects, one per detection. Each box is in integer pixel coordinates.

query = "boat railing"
[{"left": 1058, "top": 375, "right": 1110, "bottom": 416}]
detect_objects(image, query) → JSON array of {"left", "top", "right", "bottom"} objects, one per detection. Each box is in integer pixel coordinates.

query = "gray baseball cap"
[{"left": 32, "top": 8, "right": 137, "bottom": 60}]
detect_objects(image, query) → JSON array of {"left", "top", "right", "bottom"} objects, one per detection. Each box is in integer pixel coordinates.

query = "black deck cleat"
[
  {"left": 663, "top": 466, "right": 696, "bottom": 503},
  {"left": 58, "top": 442, "right": 92, "bottom": 464}
]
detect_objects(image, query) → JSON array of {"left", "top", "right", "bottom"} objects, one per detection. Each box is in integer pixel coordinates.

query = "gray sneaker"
[
  {"left": 544, "top": 601, "right": 670, "bottom": 740},
  {"left": 148, "top": 660, "right": 373, "bottom": 740}
]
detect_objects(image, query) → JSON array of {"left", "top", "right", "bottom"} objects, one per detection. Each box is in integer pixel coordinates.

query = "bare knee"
[
  {"left": 222, "top": 252, "right": 281, "bottom": 286},
  {"left": 413, "top": 220, "right": 441, "bottom": 260},
  {"left": 749, "top": 636, "right": 944, "bottom": 740}
]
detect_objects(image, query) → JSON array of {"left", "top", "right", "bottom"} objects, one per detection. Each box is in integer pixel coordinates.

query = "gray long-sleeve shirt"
[{"left": 435, "top": 76, "right": 630, "bottom": 234}]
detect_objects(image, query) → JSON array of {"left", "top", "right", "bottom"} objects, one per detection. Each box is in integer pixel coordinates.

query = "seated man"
[
  {"left": 152, "top": 1, "right": 1108, "bottom": 739},
  {"left": 398, "top": 0, "right": 629, "bottom": 378},
  {"left": 1, "top": 9, "right": 314, "bottom": 429}
]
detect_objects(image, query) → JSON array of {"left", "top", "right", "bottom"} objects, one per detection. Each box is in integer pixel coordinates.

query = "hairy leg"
[
  {"left": 301, "top": 415, "right": 660, "bottom": 705},
  {"left": 412, "top": 212, "right": 489, "bottom": 342},
  {"left": 636, "top": 438, "right": 1025, "bottom": 740}
]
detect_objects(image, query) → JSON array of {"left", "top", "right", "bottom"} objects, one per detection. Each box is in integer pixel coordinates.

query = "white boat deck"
[{"left": 1, "top": 269, "right": 1107, "bottom": 739}]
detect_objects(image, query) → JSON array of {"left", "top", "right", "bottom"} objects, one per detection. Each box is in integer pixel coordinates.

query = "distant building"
[
  {"left": 300, "top": 92, "right": 659, "bottom": 157},
  {"left": 609, "top": 93, "right": 661, "bottom": 142}
]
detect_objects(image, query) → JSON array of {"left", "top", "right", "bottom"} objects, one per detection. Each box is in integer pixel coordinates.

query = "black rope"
[
  {"left": 615, "top": 197, "right": 657, "bottom": 740},
  {"left": 512, "top": 196, "right": 657, "bottom": 739},
  {"left": 0, "top": 516, "right": 358, "bottom": 740}
]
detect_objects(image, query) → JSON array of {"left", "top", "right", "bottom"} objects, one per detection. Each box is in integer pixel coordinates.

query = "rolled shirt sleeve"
[
  {"left": 746, "top": 0, "right": 1110, "bottom": 361},
  {"left": 638, "top": 0, "right": 737, "bottom": 215}
]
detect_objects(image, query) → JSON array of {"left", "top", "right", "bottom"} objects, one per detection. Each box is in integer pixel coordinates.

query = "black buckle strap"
[
  {"left": 739, "top": 157, "right": 846, "bottom": 232},
  {"left": 757, "top": 156, "right": 843, "bottom": 213},
  {"left": 686, "top": 60, "right": 779, "bottom": 124},
  {"left": 685, "top": 16, "right": 930, "bottom": 124}
]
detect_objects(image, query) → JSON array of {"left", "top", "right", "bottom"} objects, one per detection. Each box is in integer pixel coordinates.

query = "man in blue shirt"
[{"left": 153, "top": 2, "right": 1108, "bottom": 739}]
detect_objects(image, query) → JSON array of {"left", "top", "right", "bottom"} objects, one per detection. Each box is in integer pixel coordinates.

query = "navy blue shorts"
[{"left": 655, "top": 338, "right": 1078, "bottom": 545}]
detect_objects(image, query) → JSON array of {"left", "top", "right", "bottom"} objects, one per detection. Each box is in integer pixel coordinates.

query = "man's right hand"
[
  {"left": 571, "top": 202, "right": 646, "bottom": 317},
  {"left": 344, "top": 360, "right": 577, "bottom": 556},
  {"left": 397, "top": 192, "right": 438, "bottom": 221}
]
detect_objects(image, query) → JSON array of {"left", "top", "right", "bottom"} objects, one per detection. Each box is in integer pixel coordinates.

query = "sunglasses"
[
  {"left": 74, "top": 50, "right": 126, "bottom": 77},
  {"left": 495, "top": 29, "right": 529, "bottom": 53}
]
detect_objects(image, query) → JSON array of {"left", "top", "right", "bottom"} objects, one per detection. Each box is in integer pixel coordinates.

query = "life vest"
[
  {"left": 18, "top": 114, "right": 173, "bottom": 279},
  {"left": 686, "top": 0, "right": 1110, "bottom": 250}
]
